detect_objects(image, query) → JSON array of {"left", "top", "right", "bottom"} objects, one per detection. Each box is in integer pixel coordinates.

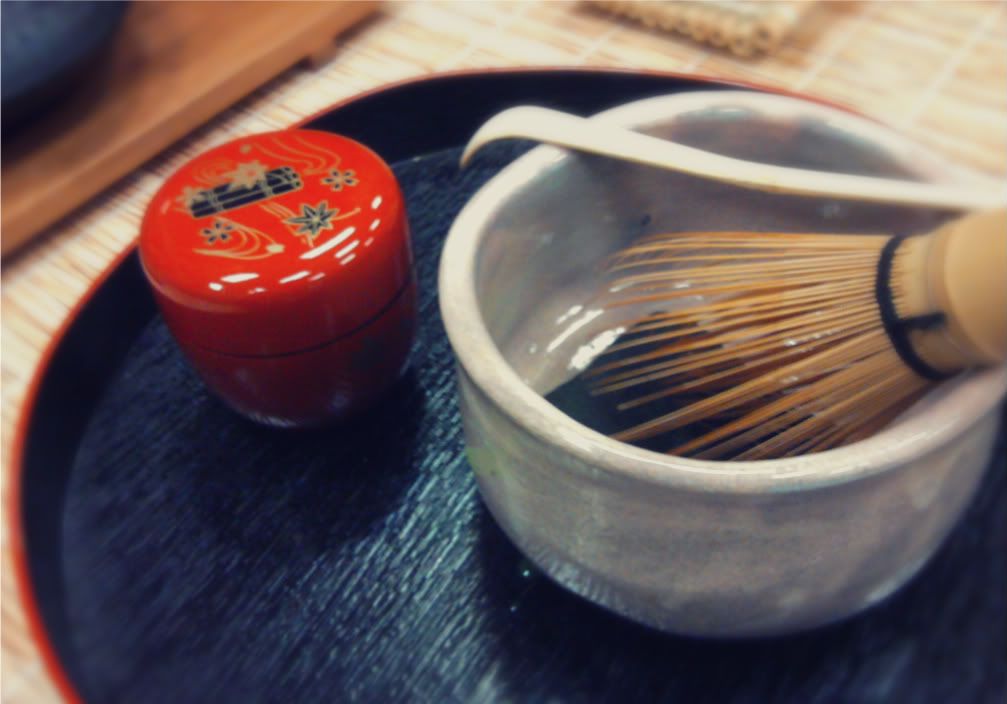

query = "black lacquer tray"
[{"left": 12, "top": 69, "right": 1006, "bottom": 704}]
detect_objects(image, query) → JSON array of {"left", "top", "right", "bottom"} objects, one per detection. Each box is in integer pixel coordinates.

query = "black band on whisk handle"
[{"left": 875, "top": 236, "right": 953, "bottom": 381}]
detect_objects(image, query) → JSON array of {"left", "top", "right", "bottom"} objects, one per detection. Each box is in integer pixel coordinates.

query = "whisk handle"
[{"left": 928, "top": 209, "right": 1007, "bottom": 366}]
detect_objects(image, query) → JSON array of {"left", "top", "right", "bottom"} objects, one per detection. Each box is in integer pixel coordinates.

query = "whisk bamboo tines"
[{"left": 588, "top": 209, "right": 1007, "bottom": 461}]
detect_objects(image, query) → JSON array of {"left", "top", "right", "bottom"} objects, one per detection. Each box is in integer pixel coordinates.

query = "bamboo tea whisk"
[{"left": 586, "top": 209, "right": 1007, "bottom": 460}]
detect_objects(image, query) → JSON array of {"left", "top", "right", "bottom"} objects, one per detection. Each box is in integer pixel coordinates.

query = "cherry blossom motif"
[
  {"left": 200, "top": 220, "right": 234, "bottom": 244},
  {"left": 193, "top": 218, "right": 285, "bottom": 260},
  {"left": 322, "top": 168, "right": 359, "bottom": 192},
  {"left": 285, "top": 201, "right": 339, "bottom": 239},
  {"left": 223, "top": 160, "right": 269, "bottom": 190}
]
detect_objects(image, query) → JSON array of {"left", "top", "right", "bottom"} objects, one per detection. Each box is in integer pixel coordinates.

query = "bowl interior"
[
  {"left": 474, "top": 92, "right": 968, "bottom": 395},
  {"left": 446, "top": 90, "right": 1006, "bottom": 476}
]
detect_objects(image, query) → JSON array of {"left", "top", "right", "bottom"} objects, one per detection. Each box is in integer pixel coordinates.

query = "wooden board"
[{"left": 0, "top": 0, "right": 376, "bottom": 256}]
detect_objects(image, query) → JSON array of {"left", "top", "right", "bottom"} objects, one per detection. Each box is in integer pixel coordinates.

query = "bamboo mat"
[{"left": 3, "top": 2, "right": 1006, "bottom": 701}]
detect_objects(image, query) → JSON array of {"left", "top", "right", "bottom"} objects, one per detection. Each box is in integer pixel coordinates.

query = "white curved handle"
[{"left": 461, "top": 106, "right": 1007, "bottom": 212}]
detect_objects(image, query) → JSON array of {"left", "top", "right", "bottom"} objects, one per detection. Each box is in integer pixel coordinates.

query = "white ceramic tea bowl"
[{"left": 439, "top": 89, "right": 1007, "bottom": 637}]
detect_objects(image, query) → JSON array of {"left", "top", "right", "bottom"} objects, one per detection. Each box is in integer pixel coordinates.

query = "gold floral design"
[
  {"left": 200, "top": 219, "right": 234, "bottom": 245},
  {"left": 285, "top": 201, "right": 340, "bottom": 239},
  {"left": 322, "top": 169, "right": 359, "bottom": 192},
  {"left": 223, "top": 160, "right": 269, "bottom": 190},
  {"left": 193, "top": 217, "right": 285, "bottom": 260}
]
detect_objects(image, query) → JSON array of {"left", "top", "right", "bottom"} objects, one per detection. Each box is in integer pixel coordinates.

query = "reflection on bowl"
[{"left": 439, "top": 90, "right": 1007, "bottom": 636}]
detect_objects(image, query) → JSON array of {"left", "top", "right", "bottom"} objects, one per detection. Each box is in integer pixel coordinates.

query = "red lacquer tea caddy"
[{"left": 139, "top": 129, "right": 416, "bottom": 427}]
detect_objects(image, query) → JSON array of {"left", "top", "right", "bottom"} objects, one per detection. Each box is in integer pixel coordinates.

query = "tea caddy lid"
[{"left": 140, "top": 129, "right": 412, "bottom": 357}]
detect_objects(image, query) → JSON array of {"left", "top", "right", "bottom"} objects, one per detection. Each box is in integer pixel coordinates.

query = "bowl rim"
[{"left": 439, "top": 89, "right": 1007, "bottom": 493}]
